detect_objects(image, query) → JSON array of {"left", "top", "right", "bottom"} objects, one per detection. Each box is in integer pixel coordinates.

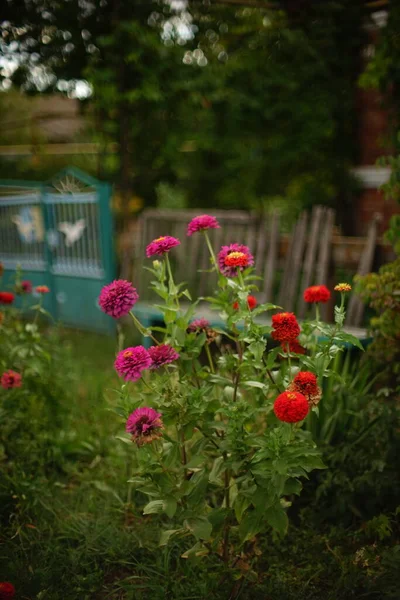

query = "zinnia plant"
[{"left": 99, "top": 216, "right": 363, "bottom": 586}]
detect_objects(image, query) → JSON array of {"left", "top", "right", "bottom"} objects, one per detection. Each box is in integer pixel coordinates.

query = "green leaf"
[
  {"left": 234, "top": 494, "right": 251, "bottom": 523},
  {"left": 333, "top": 331, "right": 364, "bottom": 351},
  {"left": 181, "top": 541, "right": 209, "bottom": 559},
  {"left": 164, "top": 497, "right": 177, "bottom": 518},
  {"left": 143, "top": 500, "right": 164, "bottom": 515},
  {"left": 159, "top": 529, "right": 184, "bottom": 546},
  {"left": 242, "top": 380, "right": 268, "bottom": 391},
  {"left": 283, "top": 478, "right": 303, "bottom": 496},
  {"left": 265, "top": 502, "right": 288, "bottom": 536},
  {"left": 239, "top": 509, "right": 263, "bottom": 542},
  {"left": 249, "top": 340, "right": 266, "bottom": 362},
  {"left": 209, "top": 456, "right": 225, "bottom": 485},
  {"left": 185, "top": 517, "right": 213, "bottom": 541}
]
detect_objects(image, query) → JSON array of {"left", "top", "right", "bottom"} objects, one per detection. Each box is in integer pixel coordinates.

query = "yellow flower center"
[
  {"left": 155, "top": 236, "right": 166, "bottom": 242},
  {"left": 123, "top": 350, "right": 133, "bottom": 358}
]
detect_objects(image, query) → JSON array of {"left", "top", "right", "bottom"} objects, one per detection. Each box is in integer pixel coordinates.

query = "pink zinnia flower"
[
  {"left": 21, "top": 280, "right": 32, "bottom": 294},
  {"left": 146, "top": 236, "right": 180, "bottom": 257},
  {"left": 36, "top": 285, "right": 50, "bottom": 294},
  {"left": 1, "top": 370, "right": 22, "bottom": 389},
  {"left": 126, "top": 407, "right": 163, "bottom": 446},
  {"left": 188, "top": 318, "right": 210, "bottom": 332},
  {"left": 99, "top": 279, "right": 138, "bottom": 318},
  {"left": 148, "top": 344, "right": 179, "bottom": 368},
  {"left": 114, "top": 346, "right": 153, "bottom": 381},
  {"left": 218, "top": 244, "right": 254, "bottom": 277},
  {"left": 187, "top": 215, "right": 220, "bottom": 236}
]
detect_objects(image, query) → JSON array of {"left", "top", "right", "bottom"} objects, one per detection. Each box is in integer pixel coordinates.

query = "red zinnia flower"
[
  {"left": 99, "top": 279, "right": 138, "bottom": 318},
  {"left": 0, "top": 292, "right": 14, "bottom": 305},
  {"left": 281, "top": 339, "right": 306, "bottom": 355},
  {"left": 148, "top": 344, "right": 179, "bottom": 368},
  {"left": 126, "top": 407, "right": 163, "bottom": 446},
  {"left": 271, "top": 312, "right": 300, "bottom": 343},
  {"left": 303, "top": 285, "right": 331, "bottom": 304},
  {"left": 1, "top": 370, "right": 22, "bottom": 389},
  {"left": 293, "top": 372, "right": 318, "bottom": 395},
  {"left": 290, "top": 372, "right": 322, "bottom": 407},
  {"left": 233, "top": 295, "right": 257, "bottom": 311},
  {"left": 36, "top": 285, "right": 50, "bottom": 294},
  {"left": 274, "top": 391, "right": 309, "bottom": 423},
  {"left": 0, "top": 582, "right": 15, "bottom": 599},
  {"left": 146, "top": 236, "right": 180, "bottom": 257},
  {"left": 187, "top": 215, "right": 220, "bottom": 236}
]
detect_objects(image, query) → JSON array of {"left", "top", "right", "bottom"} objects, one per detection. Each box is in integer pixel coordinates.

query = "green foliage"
[
  {"left": 303, "top": 351, "right": 377, "bottom": 446},
  {"left": 1, "top": 1, "right": 365, "bottom": 224},
  {"left": 355, "top": 257, "right": 400, "bottom": 391}
]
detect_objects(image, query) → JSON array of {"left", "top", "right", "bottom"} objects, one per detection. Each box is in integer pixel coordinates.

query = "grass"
[{"left": 1, "top": 329, "right": 399, "bottom": 599}]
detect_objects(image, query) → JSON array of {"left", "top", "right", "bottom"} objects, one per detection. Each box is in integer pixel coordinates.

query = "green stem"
[
  {"left": 203, "top": 231, "right": 218, "bottom": 270},
  {"left": 129, "top": 311, "right": 159, "bottom": 345},
  {"left": 165, "top": 254, "right": 179, "bottom": 308},
  {"left": 315, "top": 303, "right": 320, "bottom": 323},
  {"left": 33, "top": 296, "right": 43, "bottom": 325},
  {"left": 205, "top": 343, "right": 215, "bottom": 373},
  {"left": 265, "top": 367, "right": 283, "bottom": 393},
  {"left": 237, "top": 268, "right": 246, "bottom": 291},
  {"left": 222, "top": 452, "right": 231, "bottom": 564},
  {"left": 286, "top": 348, "right": 292, "bottom": 382}
]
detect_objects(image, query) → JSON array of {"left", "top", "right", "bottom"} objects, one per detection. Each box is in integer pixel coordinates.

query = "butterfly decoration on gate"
[
  {"left": 58, "top": 219, "right": 86, "bottom": 247},
  {"left": 12, "top": 207, "right": 45, "bottom": 243}
]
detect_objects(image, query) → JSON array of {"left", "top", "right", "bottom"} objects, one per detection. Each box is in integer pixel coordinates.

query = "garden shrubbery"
[{"left": 0, "top": 215, "right": 399, "bottom": 599}]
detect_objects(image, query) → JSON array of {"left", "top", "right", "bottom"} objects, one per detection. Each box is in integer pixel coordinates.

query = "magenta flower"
[
  {"left": 217, "top": 243, "right": 254, "bottom": 277},
  {"left": 148, "top": 344, "right": 179, "bottom": 368},
  {"left": 114, "top": 346, "right": 152, "bottom": 381},
  {"left": 126, "top": 407, "right": 163, "bottom": 446},
  {"left": 1, "top": 370, "right": 22, "bottom": 389},
  {"left": 99, "top": 280, "right": 139, "bottom": 318},
  {"left": 146, "top": 236, "right": 180, "bottom": 257},
  {"left": 188, "top": 318, "right": 210, "bottom": 332},
  {"left": 187, "top": 215, "right": 220, "bottom": 236},
  {"left": 21, "top": 280, "right": 32, "bottom": 294}
]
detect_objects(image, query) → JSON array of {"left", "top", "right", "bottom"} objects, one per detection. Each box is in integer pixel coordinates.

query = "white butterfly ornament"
[{"left": 58, "top": 219, "right": 86, "bottom": 247}]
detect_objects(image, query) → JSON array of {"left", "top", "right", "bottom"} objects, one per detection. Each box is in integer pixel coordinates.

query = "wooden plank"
[
  {"left": 316, "top": 208, "right": 335, "bottom": 321},
  {"left": 286, "top": 211, "right": 308, "bottom": 312},
  {"left": 316, "top": 208, "right": 335, "bottom": 284},
  {"left": 297, "top": 206, "right": 323, "bottom": 319},
  {"left": 346, "top": 217, "right": 378, "bottom": 327},
  {"left": 261, "top": 212, "right": 280, "bottom": 303},
  {"left": 278, "top": 212, "right": 308, "bottom": 312},
  {"left": 255, "top": 212, "right": 268, "bottom": 279}
]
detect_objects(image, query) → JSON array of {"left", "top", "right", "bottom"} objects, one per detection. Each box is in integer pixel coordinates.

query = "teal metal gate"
[{"left": 0, "top": 167, "right": 115, "bottom": 334}]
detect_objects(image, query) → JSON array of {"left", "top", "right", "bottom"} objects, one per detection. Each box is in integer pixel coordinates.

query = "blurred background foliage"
[{"left": 1, "top": 0, "right": 389, "bottom": 231}]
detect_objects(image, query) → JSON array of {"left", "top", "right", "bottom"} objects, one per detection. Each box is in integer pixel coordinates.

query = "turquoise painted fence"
[{"left": 0, "top": 167, "right": 115, "bottom": 334}]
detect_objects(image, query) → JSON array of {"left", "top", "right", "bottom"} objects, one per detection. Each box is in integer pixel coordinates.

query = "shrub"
[{"left": 98, "top": 215, "right": 362, "bottom": 591}]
